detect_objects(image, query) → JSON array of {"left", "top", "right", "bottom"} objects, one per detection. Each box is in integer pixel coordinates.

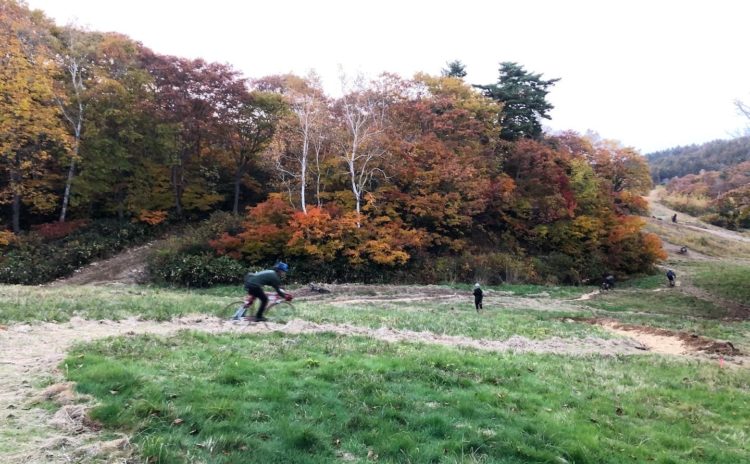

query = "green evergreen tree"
[
  {"left": 441, "top": 60, "right": 467, "bottom": 78},
  {"left": 476, "top": 62, "right": 559, "bottom": 141}
]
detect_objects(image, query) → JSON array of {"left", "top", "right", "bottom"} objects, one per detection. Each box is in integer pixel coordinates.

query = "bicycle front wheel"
[{"left": 265, "top": 300, "right": 296, "bottom": 322}]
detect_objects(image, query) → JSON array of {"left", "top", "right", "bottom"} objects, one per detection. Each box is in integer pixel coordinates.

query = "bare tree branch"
[{"left": 337, "top": 72, "right": 390, "bottom": 225}]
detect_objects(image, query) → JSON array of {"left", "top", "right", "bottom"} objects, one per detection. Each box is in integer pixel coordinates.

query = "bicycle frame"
[{"left": 232, "top": 293, "right": 290, "bottom": 319}]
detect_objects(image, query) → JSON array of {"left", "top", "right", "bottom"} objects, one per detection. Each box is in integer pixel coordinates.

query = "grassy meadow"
[
  {"left": 689, "top": 262, "right": 750, "bottom": 305},
  {"left": 66, "top": 331, "right": 748, "bottom": 464},
  {"left": 3, "top": 260, "right": 750, "bottom": 463}
]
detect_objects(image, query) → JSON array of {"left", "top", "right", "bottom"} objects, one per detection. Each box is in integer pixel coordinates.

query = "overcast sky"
[{"left": 25, "top": 0, "right": 750, "bottom": 154}]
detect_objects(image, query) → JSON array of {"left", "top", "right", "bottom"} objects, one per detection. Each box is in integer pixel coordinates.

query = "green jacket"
[{"left": 244, "top": 270, "right": 286, "bottom": 296}]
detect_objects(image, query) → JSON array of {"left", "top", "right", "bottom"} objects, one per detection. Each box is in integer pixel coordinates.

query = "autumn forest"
[{"left": 0, "top": 0, "right": 664, "bottom": 285}]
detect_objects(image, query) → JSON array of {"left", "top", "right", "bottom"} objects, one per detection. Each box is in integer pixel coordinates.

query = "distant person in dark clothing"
[
  {"left": 244, "top": 262, "right": 292, "bottom": 322},
  {"left": 672, "top": 214, "right": 677, "bottom": 223},
  {"left": 666, "top": 269, "right": 676, "bottom": 287},
  {"left": 473, "top": 283, "right": 483, "bottom": 311},
  {"left": 602, "top": 273, "right": 615, "bottom": 290}
]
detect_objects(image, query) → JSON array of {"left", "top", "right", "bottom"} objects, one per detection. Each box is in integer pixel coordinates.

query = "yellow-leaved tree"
[{"left": 0, "top": 1, "right": 69, "bottom": 232}]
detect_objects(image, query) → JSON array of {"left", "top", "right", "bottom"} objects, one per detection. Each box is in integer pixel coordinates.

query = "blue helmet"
[{"left": 275, "top": 262, "right": 289, "bottom": 273}]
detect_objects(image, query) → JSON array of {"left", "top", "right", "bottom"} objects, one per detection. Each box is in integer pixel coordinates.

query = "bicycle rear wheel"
[{"left": 265, "top": 300, "right": 296, "bottom": 322}]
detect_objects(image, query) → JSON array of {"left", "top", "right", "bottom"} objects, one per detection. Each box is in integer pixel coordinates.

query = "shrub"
[
  {"left": 31, "top": 219, "right": 89, "bottom": 240},
  {"left": 0, "top": 219, "right": 158, "bottom": 285},
  {"left": 136, "top": 210, "right": 169, "bottom": 226},
  {"left": 660, "top": 193, "right": 714, "bottom": 217},
  {"left": 0, "top": 230, "right": 15, "bottom": 246},
  {"left": 147, "top": 253, "right": 245, "bottom": 287},
  {"left": 533, "top": 253, "right": 586, "bottom": 285},
  {"left": 146, "top": 212, "right": 245, "bottom": 287},
  {"left": 701, "top": 213, "right": 732, "bottom": 229}
]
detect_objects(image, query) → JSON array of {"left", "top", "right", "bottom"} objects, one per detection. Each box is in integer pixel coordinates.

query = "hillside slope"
[{"left": 648, "top": 136, "right": 750, "bottom": 181}]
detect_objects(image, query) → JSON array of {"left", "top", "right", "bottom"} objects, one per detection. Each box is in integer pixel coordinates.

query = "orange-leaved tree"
[
  {"left": 210, "top": 194, "right": 294, "bottom": 262},
  {"left": 378, "top": 75, "right": 499, "bottom": 251}
]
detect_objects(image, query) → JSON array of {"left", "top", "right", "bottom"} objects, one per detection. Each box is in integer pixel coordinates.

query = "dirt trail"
[
  {"left": 48, "top": 242, "right": 155, "bottom": 286},
  {"left": 3, "top": 314, "right": 743, "bottom": 463},
  {"left": 573, "top": 289, "right": 600, "bottom": 301},
  {"left": 647, "top": 189, "right": 750, "bottom": 244}
]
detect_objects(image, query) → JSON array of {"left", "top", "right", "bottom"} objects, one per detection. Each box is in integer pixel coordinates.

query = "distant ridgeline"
[
  {"left": 647, "top": 136, "right": 750, "bottom": 183},
  {"left": 648, "top": 137, "right": 750, "bottom": 230}
]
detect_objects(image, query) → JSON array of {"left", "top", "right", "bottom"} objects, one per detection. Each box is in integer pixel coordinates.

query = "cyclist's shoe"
[{"left": 252, "top": 316, "right": 268, "bottom": 322}]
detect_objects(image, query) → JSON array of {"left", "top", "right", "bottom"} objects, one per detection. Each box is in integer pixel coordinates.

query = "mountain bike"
[{"left": 223, "top": 293, "right": 296, "bottom": 323}]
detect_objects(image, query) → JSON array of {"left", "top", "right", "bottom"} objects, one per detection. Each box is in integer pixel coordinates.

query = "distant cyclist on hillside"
[
  {"left": 244, "top": 262, "right": 293, "bottom": 322},
  {"left": 666, "top": 269, "right": 677, "bottom": 287}
]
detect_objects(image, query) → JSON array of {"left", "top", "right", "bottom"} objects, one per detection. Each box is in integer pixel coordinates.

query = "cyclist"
[
  {"left": 666, "top": 269, "right": 676, "bottom": 287},
  {"left": 601, "top": 273, "right": 615, "bottom": 290},
  {"left": 244, "top": 262, "right": 293, "bottom": 322}
]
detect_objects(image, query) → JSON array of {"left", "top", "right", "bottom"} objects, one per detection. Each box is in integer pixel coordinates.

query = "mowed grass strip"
[
  {"left": 583, "top": 286, "right": 730, "bottom": 319},
  {"left": 65, "top": 332, "right": 750, "bottom": 464},
  {"left": 0, "top": 285, "right": 220, "bottom": 323},
  {"left": 0, "top": 284, "right": 608, "bottom": 340},
  {"left": 296, "top": 299, "right": 607, "bottom": 340}
]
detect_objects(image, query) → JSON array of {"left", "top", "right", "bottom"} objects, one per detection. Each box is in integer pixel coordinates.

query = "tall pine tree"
[{"left": 476, "top": 62, "right": 559, "bottom": 141}]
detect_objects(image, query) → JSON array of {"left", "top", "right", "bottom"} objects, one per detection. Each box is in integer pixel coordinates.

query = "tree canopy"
[{"left": 0, "top": 0, "right": 663, "bottom": 282}]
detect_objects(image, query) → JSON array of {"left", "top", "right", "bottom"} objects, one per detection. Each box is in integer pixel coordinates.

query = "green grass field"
[
  {"left": 66, "top": 331, "right": 749, "bottom": 464},
  {"left": 689, "top": 262, "right": 750, "bottom": 305},
  {"left": 3, "top": 261, "right": 750, "bottom": 463}
]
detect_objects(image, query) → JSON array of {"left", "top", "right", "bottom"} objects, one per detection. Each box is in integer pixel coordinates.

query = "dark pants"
[
  {"left": 475, "top": 297, "right": 483, "bottom": 310},
  {"left": 245, "top": 284, "right": 268, "bottom": 318}
]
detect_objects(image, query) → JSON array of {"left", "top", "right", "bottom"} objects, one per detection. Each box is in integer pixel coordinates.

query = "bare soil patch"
[
  {"left": 574, "top": 317, "right": 742, "bottom": 357},
  {"left": 48, "top": 242, "right": 155, "bottom": 286},
  {"left": 573, "top": 289, "right": 600, "bottom": 301}
]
